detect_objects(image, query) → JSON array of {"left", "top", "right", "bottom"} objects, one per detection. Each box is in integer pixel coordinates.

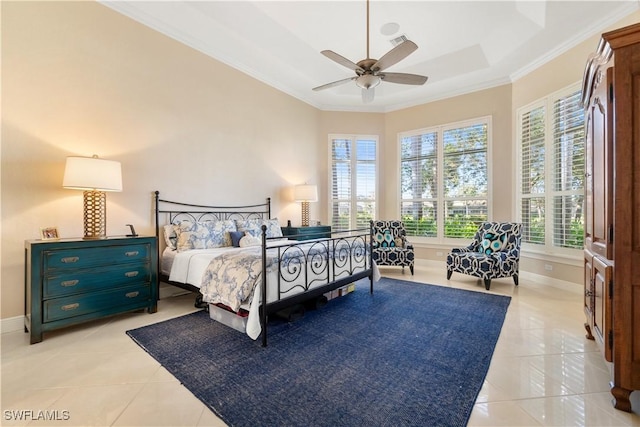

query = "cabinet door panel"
[
  {"left": 584, "top": 249, "right": 594, "bottom": 339},
  {"left": 589, "top": 67, "right": 614, "bottom": 260},
  {"left": 593, "top": 255, "right": 613, "bottom": 362}
]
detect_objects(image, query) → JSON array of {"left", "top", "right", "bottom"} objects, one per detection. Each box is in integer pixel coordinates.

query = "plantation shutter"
[
  {"left": 331, "top": 138, "right": 352, "bottom": 231},
  {"left": 551, "top": 90, "right": 584, "bottom": 249},
  {"left": 330, "top": 136, "right": 377, "bottom": 231},
  {"left": 400, "top": 117, "right": 489, "bottom": 240},
  {"left": 520, "top": 106, "right": 546, "bottom": 245},
  {"left": 442, "top": 123, "right": 488, "bottom": 238},
  {"left": 517, "top": 84, "right": 585, "bottom": 253},
  {"left": 355, "top": 138, "right": 376, "bottom": 229},
  {"left": 400, "top": 132, "right": 438, "bottom": 237}
]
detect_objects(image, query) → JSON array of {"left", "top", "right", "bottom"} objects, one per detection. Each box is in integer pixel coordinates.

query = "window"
[
  {"left": 517, "top": 84, "right": 584, "bottom": 253},
  {"left": 400, "top": 118, "right": 489, "bottom": 240},
  {"left": 329, "top": 135, "right": 377, "bottom": 231}
]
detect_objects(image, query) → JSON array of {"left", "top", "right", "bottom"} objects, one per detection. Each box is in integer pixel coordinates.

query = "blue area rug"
[{"left": 127, "top": 278, "right": 510, "bottom": 427}]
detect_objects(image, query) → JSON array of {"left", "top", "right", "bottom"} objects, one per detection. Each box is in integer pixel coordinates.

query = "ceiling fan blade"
[
  {"left": 321, "top": 50, "right": 364, "bottom": 73},
  {"left": 362, "top": 87, "right": 375, "bottom": 103},
  {"left": 372, "top": 40, "right": 418, "bottom": 72},
  {"left": 380, "top": 72, "right": 428, "bottom": 85},
  {"left": 312, "top": 77, "right": 356, "bottom": 91}
]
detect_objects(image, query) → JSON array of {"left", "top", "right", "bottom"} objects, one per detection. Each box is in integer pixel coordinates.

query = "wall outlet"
[
  {"left": 436, "top": 251, "right": 444, "bottom": 257},
  {"left": 544, "top": 264, "right": 553, "bottom": 271}
]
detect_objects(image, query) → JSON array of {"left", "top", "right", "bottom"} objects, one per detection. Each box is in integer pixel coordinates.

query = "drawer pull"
[
  {"left": 125, "top": 251, "right": 139, "bottom": 257},
  {"left": 61, "top": 256, "right": 79, "bottom": 263},
  {"left": 61, "top": 303, "right": 79, "bottom": 311},
  {"left": 125, "top": 291, "right": 139, "bottom": 298},
  {"left": 125, "top": 271, "right": 139, "bottom": 278},
  {"left": 61, "top": 280, "right": 79, "bottom": 287}
]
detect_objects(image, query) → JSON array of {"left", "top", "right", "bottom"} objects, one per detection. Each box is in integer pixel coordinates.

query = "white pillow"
[
  {"left": 239, "top": 234, "right": 261, "bottom": 247},
  {"left": 163, "top": 224, "right": 178, "bottom": 250}
]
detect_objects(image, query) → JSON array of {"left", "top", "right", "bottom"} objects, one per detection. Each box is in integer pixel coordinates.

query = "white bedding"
[{"left": 163, "top": 239, "right": 379, "bottom": 340}]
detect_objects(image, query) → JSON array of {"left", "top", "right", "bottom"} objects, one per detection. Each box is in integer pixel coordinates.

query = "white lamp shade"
[
  {"left": 63, "top": 156, "right": 122, "bottom": 192},
  {"left": 294, "top": 184, "right": 318, "bottom": 202}
]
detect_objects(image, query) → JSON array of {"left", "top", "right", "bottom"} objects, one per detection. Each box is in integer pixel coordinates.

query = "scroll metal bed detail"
[{"left": 154, "top": 191, "right": 374, "bottom": 346}]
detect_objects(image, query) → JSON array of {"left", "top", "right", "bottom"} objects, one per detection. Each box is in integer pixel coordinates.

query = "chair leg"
[
  {"left": 484, "top": 279, "right": 491, "bottom": 290},
  {"left": 410, "top": 265, "right": 414, "bottom": 275},
  {"left": 513, "top": 274, "right": 519, "bottom": 286},
  {"left": 446, "top": 270, "right": 452, "bottom": 280}
]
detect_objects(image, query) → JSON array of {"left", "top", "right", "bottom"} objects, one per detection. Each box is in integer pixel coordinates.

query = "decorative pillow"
[
  {"left": 235, "top": 219, "right": 262, "bottom": 237},
  {"left": 374, "top": 230, "right": 397, "bottom": 248},
  {"left": 235, "top": 218, "right": 283, "bottom": 238},
  {"left": 264, "top": 218, "right": 283, "bottom": 238},
  {"left": 163, "top": 224, "right": 178, "bottom": 250},
  {"left": 394, "top": 237, "right": 404, "bottom": 248},
  {"left": 176, "top": 221, "right": 211, "bottom": 252},
  {"left": 175, "top": 220, "right": 237, "bottom": 252},
  {"left": 479, "top": 231, "right": 507, "bottom": 255},
  {"left": 239, "top": 234, "right": 261, "bottom": 247},
  {"left": 206, "top": 220, "right": 237, "bottom": 248},
  {"left": 229, "top": 231, "right": 245, "bottom": 248}
]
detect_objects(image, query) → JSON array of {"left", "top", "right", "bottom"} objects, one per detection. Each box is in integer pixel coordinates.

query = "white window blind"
[
  {"left": 400, "top": 131, "right": 438, "bottom": 237},
  {"left": 520, "top": 105, "right": 546, "bottom": 245},
  {"left": 330, "top": 135, "right": 377, "bottom": 231},
  {"left": 517, "top": 84, "right": 584, "bottom": 253},
  {"left": 552, "top": 90, "right": 585, "bottom": 249},
  {"left": 400, "top": 117, "right": 489, "bottom": 240}
]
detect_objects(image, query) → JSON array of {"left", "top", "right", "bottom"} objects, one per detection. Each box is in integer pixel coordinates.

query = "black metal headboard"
[
  {"left": 155, "top": 190, "right": 271, "bottom": 224},
  {"left": 154, "top": 190, "right": 271, "bottom": 245}
]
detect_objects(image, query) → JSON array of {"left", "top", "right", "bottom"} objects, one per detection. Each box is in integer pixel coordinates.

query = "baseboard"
[
  {"left": 0, "top": 284, "right": 190, "bottom": 334},
  {"left": 1, "top": 315, "right": 24, "bottom": 334},
  {"left": 159, "top": 282, "right": 192, "bottom": 299}
]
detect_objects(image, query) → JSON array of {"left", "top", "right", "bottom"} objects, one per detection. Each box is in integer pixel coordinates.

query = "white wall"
[{"left": 3, "top": 1, "right": 640, "bottom": 321}]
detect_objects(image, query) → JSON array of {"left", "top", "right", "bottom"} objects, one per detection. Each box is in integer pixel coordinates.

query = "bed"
[{"left": 154, "top": 191, "right": 376, "bottom": 346}]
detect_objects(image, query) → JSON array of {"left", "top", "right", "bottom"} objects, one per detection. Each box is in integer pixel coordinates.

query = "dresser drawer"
[
  {"left": 44, "top": 263, "right": 151, "bottom": 298},
  {"left": 44, "top": 284, "right": 151, "bottom": 322},
  {"left": 44, "top": 244, "right": 150, "bottom": 270},
  {"left": 26, "top": 236, "right": 158, "bottom": 343}
]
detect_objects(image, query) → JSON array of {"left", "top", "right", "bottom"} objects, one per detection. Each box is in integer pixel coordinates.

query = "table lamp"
[
  {"left": 63, "top": 155, "right": 122, "bottom": 239},
  {"left": 294, "top": 184, "right": 317, "bottom": 227}
]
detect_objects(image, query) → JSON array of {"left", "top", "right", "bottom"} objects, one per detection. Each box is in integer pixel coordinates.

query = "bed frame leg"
[{"left": 261, "top": 326, "right": 267, "bottom": 347}]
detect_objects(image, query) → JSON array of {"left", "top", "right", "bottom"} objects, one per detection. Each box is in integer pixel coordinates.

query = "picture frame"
[{"left": 40, "top": 226, "right": 60, "bottom": 240}]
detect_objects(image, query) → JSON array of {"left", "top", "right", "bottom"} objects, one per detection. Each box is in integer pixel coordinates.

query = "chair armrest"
[{"left": 450, "top": 247, "right": 474, "bottom": 253}]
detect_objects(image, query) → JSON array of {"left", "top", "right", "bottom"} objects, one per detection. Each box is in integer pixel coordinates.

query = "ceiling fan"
[{"left": 312, "top": 0, "right": 428, "bottom": 103}]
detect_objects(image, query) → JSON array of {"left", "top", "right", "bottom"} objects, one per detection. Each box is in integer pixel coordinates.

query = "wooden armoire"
[{"left": 582, "top": 22, "right": 640, "bottom": 412}]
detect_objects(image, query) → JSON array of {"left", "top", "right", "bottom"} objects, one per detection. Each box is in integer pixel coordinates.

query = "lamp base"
[
  {"left": 301, "top": 201, "right": 310, "bottom": 227},
  {"left": 83, "top": 190, "right": 108, "bottom": 239}
]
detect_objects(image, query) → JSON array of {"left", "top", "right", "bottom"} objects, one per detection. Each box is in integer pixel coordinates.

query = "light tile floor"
[{"left": 2, "top": 262, "right": 640, "bottom": 426}]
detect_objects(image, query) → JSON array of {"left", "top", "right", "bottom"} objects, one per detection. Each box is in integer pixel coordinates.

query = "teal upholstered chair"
[
  {"left": 370, "top": 220, "right": 414, "bottom": 275},
  {"left": 446, "top": 222, "right": 522, "bottom": 290}
]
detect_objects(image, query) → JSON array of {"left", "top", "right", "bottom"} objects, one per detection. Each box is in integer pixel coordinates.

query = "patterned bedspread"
[
  {"left": 199, "top": 238, "right": 368, "bottom": 312},
  {"left": 199, "top": 247, "right": 274, "bottom": 312}
]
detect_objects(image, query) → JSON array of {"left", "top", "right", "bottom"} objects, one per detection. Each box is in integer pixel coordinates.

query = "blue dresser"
[
  {"left": 25, "top": 236, "right": 158, "bottom": 343},
  {"left": 281, "top": 225, "right": 332, "bottom": 241}
]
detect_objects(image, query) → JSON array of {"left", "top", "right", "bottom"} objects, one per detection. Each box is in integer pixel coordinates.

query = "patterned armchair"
[
  {"left": 370, "top": 220, "right": 414, "bottom": 275},
  {"left": 446, "top": 222, "right": 522, "bottom": 290}
]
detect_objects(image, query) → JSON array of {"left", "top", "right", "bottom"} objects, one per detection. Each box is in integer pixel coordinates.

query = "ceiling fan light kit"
[
  {"left": 355, "top": 74, "right": 381, "bottom": 90},
  {"left": 313, "top": 0, "right": 428, "bottom": 103}
]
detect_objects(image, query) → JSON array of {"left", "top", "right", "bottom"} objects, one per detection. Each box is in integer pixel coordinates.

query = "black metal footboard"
[
  {"left": 259, "top": 226, "right": 374, "bottom": 346},
  {"left": 154, "top": 191, "right": 374, "bottom": 346}
]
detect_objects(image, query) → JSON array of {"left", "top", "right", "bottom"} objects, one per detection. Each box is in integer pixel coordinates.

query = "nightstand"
[
  {"left": 24, "top": 236, "right": 158, "bottom": 344},
  {"left": 281, "top": 225, "right": 332, "bottom": 241}
]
